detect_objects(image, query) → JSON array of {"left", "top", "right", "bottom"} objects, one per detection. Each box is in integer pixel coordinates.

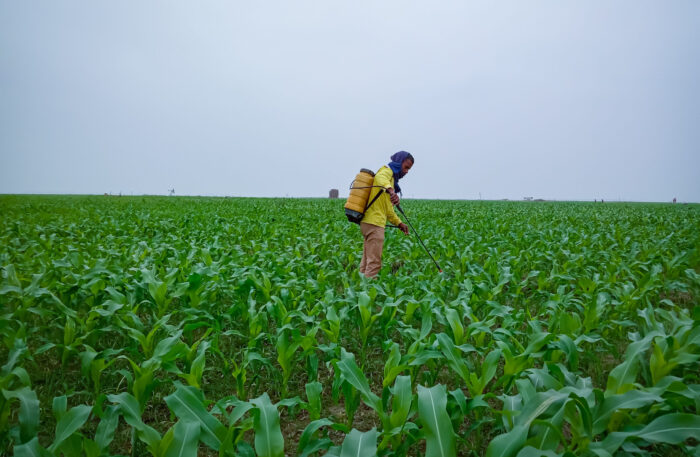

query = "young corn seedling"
[
  {"left": 356, "top": 292, "right": 382, "bottom": 363},
  {"left": 79, "top": 345, "right": 123, "bottom": 396},
  {"left": 275, "top": 325, "right": 301, "bottom": 398}
]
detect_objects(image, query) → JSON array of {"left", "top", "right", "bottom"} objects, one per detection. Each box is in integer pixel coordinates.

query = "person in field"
[{"left": 359, "top": 151, "right": 413, "bottom": 278}]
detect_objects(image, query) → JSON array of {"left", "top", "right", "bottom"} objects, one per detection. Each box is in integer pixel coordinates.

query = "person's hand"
[
  {"left": 399, "top": 223, "right": 409, "bottom": 235},
  {"left": 387, "top": 188, "right": 400, "bottom": 205}
]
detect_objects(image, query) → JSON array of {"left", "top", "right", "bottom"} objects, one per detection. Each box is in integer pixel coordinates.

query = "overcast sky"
[{"left": 1, "top": 1, "right": 699, "bottom": 202}]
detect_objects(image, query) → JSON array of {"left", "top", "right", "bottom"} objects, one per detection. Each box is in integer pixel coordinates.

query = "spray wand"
[{"left": 395, "top": 204, "right": 443, "bottom": 273}]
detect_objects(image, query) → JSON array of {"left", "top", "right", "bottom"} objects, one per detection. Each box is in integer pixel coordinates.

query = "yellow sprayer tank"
[{"left": 344, "top": 168, "right": 375, "bottom": 223}]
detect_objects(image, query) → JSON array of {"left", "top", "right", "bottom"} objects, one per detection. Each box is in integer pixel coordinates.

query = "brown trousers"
[{"left": 359, "top": 222, "right": 385, "bottom": 278}]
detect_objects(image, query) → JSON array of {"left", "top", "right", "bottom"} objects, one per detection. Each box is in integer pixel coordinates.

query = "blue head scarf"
[{"left": 387, "top": 151, "right": 414, "bottom": 194}]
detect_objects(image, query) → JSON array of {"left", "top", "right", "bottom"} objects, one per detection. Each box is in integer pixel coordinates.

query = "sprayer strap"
[{"left": 364, "top": 188, "right": 385, "bottom": 212}]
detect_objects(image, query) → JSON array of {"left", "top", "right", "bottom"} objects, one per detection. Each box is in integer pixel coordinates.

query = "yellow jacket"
[{"left": 361, "top": 166, "right": 403, "bottom": 228}]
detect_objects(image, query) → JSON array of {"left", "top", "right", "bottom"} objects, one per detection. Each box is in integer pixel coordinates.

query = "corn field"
[{"left": 1, "top": 195, "right": 699, "bottom": 457}]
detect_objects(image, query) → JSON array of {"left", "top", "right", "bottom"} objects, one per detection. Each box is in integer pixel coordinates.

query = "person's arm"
[
  {"left": 386, "top": 187, "right": 400, "bottom": 205},
  {"left": 387, "top": 204, "right": 409, "bottom": 234},
  {"left": 374, "top": 166, "right": 394, "bottom": 190},
  {"left": 376, "top": 167, "right": 400, "bottom": 204},
  {"left": 375, "top": 168, "right": 404, "bottom": 227},
  {"left": 387, "top": 204, "right": 402, "bottom": 226}
]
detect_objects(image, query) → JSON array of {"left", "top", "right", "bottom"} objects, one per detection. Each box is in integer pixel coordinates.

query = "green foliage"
[
  {"left": 1, "top": 196, "right": 699, "bottom": 456},
  {"left": 417, "top": 384, "right": 456, "bottom": 457}
]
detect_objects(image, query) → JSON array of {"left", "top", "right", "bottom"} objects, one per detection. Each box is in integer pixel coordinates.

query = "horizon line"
[{"left": 1, "top": 193, "right": 698, "bottom": 205}]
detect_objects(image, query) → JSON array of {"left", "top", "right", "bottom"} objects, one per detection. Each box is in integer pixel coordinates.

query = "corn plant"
[{"left": 1, "top": 196, "right": 699, "bottom": 456}]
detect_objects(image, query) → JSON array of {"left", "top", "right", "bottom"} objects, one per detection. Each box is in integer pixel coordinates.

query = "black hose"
[{"left": 395, "top": 205, "right": 442, "bottom": 273}]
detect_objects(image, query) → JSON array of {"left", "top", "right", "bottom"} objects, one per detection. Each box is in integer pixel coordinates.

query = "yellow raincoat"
[{"left": 361, "top": 166, "right": 403, "bottom": 228}]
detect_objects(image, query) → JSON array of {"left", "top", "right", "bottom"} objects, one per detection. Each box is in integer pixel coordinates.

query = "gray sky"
[{"left": 1, "top": 1, "right": 699, "bottom": 202}]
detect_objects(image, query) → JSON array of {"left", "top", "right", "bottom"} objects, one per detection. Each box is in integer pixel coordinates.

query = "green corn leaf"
[
  {"left": 63, "top": 316, "right": 76, "bottom": 346},
  {"left": 60, "top": 434, "right": 83, "bottom": 456},
  {"left": 276, "top": 396, "right": 302, "bottom": 410},
  {"left": 529, "top": 406, "right": 567, "bottom": 451},
  {"left": 164, "top": 383, "right": 226, "bottom": 451},
  {"left": 467, "top": 395, "right": 490, "bottom": 414},
  {"left": 325, "top": 445, "right": 341, "bottom": 457},
  {"left": 635, "top": 413, "right": 700, "bottom": 443},
  {"left": 163, "top": 420, "right": 200, "bottom": 457},
  {"left": 341, "top": 378, "right": 360, "bottom": 427},
  {"left": 513, "top": 391, "right": 569, "bottom": 428},
  {"left": 72, "top": 434, "right": 91, "bottom": 455},
  {"left": 480, "top": 349, "right": 502, "bottom": 391},
  {"left": 13, "top": 437, "right": 52, "bottom": 457},
  {"left": 420, "top": 314, "right": 433, "bottom": 340},
  {"left": 3, "top": 387, "right": 40, "bottom": 444},
  {"left": 94, "top": 405, "right": 120, "bottom": 451},
  {"left": 595, "top": 413, "right": 700, "bottom": 454},
  {"left": 2, "top": 339, "right": 28, "bottom": 376},
  {"left": 436, "top": 333, "right": 470, "bottom": 385},
  {"left": 250, "top": 392, "right": 284, "bottom": 457},
  {"left": 649, "top": 339, "right": 672, "bottom": 385},
  {"left": 336, "top": 348, "right": 382, "bottom": 413},
  {"left": 339, "top": 428, "right": 378, "bottom": 457},
  {"left": 445, "top": 308, "right": 465, "bottom": 345},
  {"left": 298, "top": 418, "right": 334, "bottom": 456},
  {"left": 606, "top": 356, "right": 642, "bottom": 396},
  {"left": 236, "top": 441, "right": 257, "bottom": 457},
  {"left": 448, "top": 388, "right": 467, "bottom": 418},
  {"left": 305, "top": 381, "right": 323, "bottom": 421},
  {"left": 79, "top": 347, "right": 98, "bottom": 382},
  {"left": 276, "top": 327, "right": 301, "bottom": 390},
  {"left": 525, "top": 367, "right": 561, "bottom": 391},
  {"left": 389, "top": 375, "right": 413, "bottom": 430},
  {"left": 417, "top": 384, "right": 456, "bottom": 457},
  {"left": 158, "top": 425, "right": 176, "bottom": 456},
  {"left": 52, "top": 395, "right": 67, "bottom": 422},
  {"left": 606, "top": 332, "right": 661, "bottom": 395},
  {"left": 554, "top": 335, "right": 578, "bottom": 370},
  {"left": 383, "top": 364, "right": 410, "bottom": 389},
  {"left": 300, "top": 438, "right": 333, "bottom": 457},
  {"left": 567, "top": 393, "right": 593, "bottom": 442},
  {"left": 384, "top": 342, "right": 401, "bottom": 378},
  {"left": 592, "top": 431, "right": 627, "bottom": 456},
  {"left": 0, "top": 284, "right": 22, "bottom": 295},
  {"left": 515, "top": 379, "right": 537, "bottom": 404},
  {"left": 145, "top": 270, "right": 168, "bottom": 309},
  {"left": 592, "top": 390, "right": 663, "bottom": 434},
  {"left": 515, "top": 446, "right": 563, "bottom": 457},
  {"left": 323, "top": 306, "right": 341, "bottom": 343},
  {"left": 108, "top": 392, "right": 161, "bottom": 448},
  {"left": 180, "top": 340, "right": 209, "bottom": 389},
  {"left": 226, "top": 400, "right": 255, "bottom": 426},
  {"left": 49, "top": 292, "right": 78, "bottom": 319},
  {"left": 485, "top": 425, "right": 528, "bottom": 457},
  {"left": 48, "top": 404, "right": 92, "bottom": 453},
  {"left": 383, "top": 342, "right": 408, "bottom": 388},
  {"left": 409, "top": 349, "right": 443, "bottom": 366},
  {"left": 358, "top": 292, "right": 372, "bottom": 325},
  {"left": 151, "top": 330, "right": 187, "bottom": 364}
]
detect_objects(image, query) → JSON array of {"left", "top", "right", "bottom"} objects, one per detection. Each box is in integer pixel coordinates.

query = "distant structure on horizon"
[{"left": 329, "top": 189, "right": 339, "bottom": 199}]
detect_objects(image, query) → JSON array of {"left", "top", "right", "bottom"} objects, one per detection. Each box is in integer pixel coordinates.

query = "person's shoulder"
[{"left": 376, "top": 165, "right": 390, "bottom": 174}]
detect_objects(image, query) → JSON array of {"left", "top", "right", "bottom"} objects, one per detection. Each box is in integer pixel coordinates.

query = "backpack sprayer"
[
  {"left": 344, "top": 168, "right": 442, "bottom": 273},
  {"left": 344, "top": 168, "right": 386, "bottom": 224}
]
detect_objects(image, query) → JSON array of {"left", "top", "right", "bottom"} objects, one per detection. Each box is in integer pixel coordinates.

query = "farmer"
[{"left": 359, "top": 151, "right": 413, "bottom": 278}]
